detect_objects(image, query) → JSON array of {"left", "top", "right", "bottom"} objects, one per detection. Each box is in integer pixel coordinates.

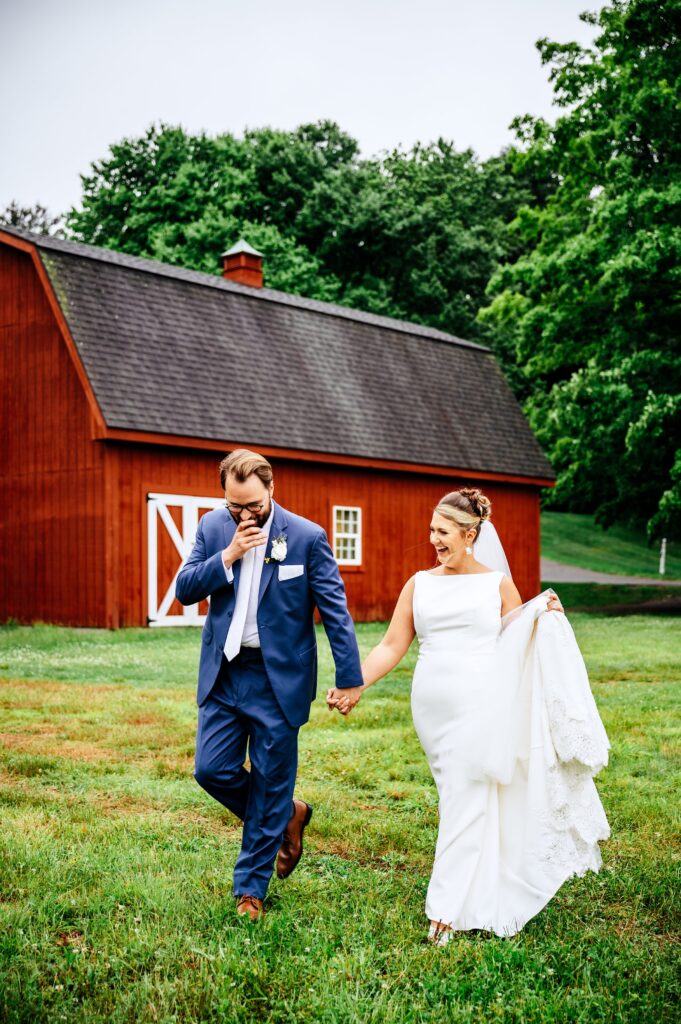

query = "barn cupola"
[{"left": 221, "top": 239, "right": 264, "bottom": 288}]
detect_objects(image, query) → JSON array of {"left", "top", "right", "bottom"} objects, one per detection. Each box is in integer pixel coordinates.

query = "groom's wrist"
[{"left": 222, "top": 550, "right": 236, "bottom": 584}]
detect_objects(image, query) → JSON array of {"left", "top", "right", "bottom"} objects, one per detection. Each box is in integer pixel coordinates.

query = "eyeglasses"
[{"left": 225, "top": 500, "right": 266, "bottom": 514}]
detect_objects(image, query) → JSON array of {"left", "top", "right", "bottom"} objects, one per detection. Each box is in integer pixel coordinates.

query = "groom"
[{"left": 176, "top": 449, "right": 363, "bottom": 920}]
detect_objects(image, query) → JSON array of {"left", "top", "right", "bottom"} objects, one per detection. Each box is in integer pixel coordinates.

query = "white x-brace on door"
[{"left": 147, "top": 492, "right": 224, "bottom": 627}]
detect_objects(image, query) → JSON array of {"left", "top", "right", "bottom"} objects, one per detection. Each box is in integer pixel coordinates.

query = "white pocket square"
[{"left": 278, "top": 564, "right": 304, "bottom": 581}]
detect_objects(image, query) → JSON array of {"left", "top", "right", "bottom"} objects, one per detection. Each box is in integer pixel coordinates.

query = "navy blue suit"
[{"left": 176, "top": 500, "right": 362, "bottom": 898}]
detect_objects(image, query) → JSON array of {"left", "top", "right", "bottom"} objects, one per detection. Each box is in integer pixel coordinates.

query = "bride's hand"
[
  {"left": 547, "top": 593, "right": 564, "bottom": 613},
  {"left": 326, "top": 685, "right": 363, "bottom": 715}
]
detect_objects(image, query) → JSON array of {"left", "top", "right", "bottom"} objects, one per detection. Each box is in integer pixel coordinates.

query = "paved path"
[{"left": 541, "top": 558, "right": 681, "bottom": 587}]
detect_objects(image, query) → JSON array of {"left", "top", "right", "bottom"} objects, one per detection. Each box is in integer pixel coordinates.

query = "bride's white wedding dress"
[{"left": 411, "top": 569, "right": 610, "bottom": 937}]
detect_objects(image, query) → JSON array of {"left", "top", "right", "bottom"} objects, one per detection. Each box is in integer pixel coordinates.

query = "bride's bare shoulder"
[
  {"left": 395, "top": 575, "right": 418, "bottom": 603},
  {"left": 388, "top": 576, "right": 417, "bottom": 624}
]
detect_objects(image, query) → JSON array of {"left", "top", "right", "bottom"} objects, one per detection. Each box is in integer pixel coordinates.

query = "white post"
[
  {"left": 182, "top": 501, "right": 200, "bottom": 621},
  {"left": 147, "top": 498, "right": 158, "bottom": 623},
  {"left": 659, "top": 537, "right": 667, "bottom": 576}
]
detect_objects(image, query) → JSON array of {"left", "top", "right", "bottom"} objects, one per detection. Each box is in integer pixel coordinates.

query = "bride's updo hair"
[{"left": 434, "top": 487, "right": 492, "bottom": 541}]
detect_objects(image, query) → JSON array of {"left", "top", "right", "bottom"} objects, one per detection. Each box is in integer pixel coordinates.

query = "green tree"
[
  {"left": 481, "top": 0, "right": 681, "bottom": 537},
  {"left": 66, "top": 121, "right": 357, "bottom": 295},
  {"left": 66, "top": 122, "right": 536, "bottom": 342},
  {"left": 297, "top": 142, "right": 538, "bottom": 341}
]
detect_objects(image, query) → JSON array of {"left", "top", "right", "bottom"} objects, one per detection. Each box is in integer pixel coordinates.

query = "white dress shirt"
[{"left": 223, "top": 507, "right": 273, "bottom": 652}]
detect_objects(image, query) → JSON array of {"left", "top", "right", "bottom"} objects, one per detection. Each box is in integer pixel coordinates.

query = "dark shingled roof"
[{"left": 3, "top": 226, "right": 554, "bottom": 480}]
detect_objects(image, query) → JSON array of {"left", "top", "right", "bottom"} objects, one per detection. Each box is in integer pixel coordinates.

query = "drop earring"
[{"left": 465, "top": 544, "right": 473, "bottom": 555}]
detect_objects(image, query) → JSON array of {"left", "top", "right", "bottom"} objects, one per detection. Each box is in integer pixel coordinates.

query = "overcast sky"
[{"left": 1, "top": 0, "right": 596, "bottom": 216}]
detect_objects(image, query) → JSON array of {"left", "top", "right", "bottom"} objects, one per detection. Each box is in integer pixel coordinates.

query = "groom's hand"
[
  {"left": 222, "top": 518, "right": 268, "bottom": 570},
  {"left": 326, "top": 685, "right": 363, "bottom": 716}
]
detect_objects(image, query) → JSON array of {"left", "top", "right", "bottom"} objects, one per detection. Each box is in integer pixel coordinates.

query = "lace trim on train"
[{"left": 539, "top": 761, "right": 610, "bottom": 881}]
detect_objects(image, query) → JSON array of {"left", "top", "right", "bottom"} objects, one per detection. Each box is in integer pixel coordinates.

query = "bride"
[{"left": 327, "top": 488, "right": 610, "bottom": 941}]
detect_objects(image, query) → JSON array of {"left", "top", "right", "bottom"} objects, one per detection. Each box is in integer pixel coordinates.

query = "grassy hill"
[{"left": 540, "top": 512, "right": 681, "bottom": 580}]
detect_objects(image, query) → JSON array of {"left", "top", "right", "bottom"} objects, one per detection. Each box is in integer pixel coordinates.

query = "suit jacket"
[{"left": 175, "top": 500, "right": 363, "bottom": 727}]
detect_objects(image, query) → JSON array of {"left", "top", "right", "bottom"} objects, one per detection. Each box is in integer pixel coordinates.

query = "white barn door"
[{"left": 147, "top": 492, "right": 224, "bottom": 627}]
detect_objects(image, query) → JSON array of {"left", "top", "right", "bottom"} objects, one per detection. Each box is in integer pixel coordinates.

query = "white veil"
[{"left": 473, "top": 520, "right": 512, "bottom": 577}]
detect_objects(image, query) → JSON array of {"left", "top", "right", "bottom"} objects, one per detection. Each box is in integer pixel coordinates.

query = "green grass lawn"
[
  {"left": 1, "top": 621, "right": 679, "bottom": 1024},
  {"left": 540, "top": 512, "right": 681, "bottom": 579}
]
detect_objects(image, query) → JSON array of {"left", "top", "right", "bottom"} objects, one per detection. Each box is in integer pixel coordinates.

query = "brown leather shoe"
[
  {"left": 276, "top": 800, "right": 313, "bottom": 879},
  {"left": 236, "top": 895, "right": 264, "bottom": 921}
]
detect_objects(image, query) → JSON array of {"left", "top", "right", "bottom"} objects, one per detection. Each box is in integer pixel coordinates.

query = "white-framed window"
[{"left": 332, "top": 505, "right": 362, "bottom": 566}]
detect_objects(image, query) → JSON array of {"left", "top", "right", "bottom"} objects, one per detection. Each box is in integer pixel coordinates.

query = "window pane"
[{"left": 334, "top": 506, "right": 361, "bottom": 563}]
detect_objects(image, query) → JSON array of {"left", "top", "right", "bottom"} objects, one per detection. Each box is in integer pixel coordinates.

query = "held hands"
[
  {"left": 326, "top": 685, "right": 364, "bottom": 716},
  {"left": 222, "top": 517, "right": 267, "bottom": 569}
]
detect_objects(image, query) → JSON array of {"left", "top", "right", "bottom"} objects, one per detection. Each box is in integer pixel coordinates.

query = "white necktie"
[{"left": 224, "top": 548, "right": 255, "bottom": 661}]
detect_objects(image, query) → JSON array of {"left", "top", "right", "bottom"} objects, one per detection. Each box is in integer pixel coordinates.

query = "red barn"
[{"left": 0, "top": 227, "right": 554, "bottom": 628}]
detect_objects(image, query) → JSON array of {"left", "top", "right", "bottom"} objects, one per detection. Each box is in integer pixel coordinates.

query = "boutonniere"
[{"left": 265, "top": 532, "right": 287, "bottom": 563}]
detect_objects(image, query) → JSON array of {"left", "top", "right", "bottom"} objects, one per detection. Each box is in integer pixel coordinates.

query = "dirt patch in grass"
[
  {"left": 124, "top": 714, "right": 164, "bottom": 726},
  {"left": 0, "top": 679, "right": 122, "bottom": 701},
  {"left": 0, "top": 720, "right": 62, "bottom": 737},
  {"left": 1, "top": 679, "right": 190, "bottom": 768},
  {"left": 56, "top": 930, "right": 86, "bottom": 947},
  {"left": 321, "top": 841, "right": 359, "bottom": 861},
  {"left": 0, "top": 733, "right": 115, "bottom": 762},
  {"left": 19, "top": 723, "right": 62, "bottom": 736},
  {"left": 169, "top": 808, "right": 241, "bottom": 835},
  {"left": 90, "top": 791, "right": 166, "bottom": 815},
  {"left": 148, "top": 754, "right": 195, "bottom": 778},
  {"left": 0, "top": 776, "right": 202, "bottom": 821},
  {"left": 84, "top": 793, "right": 242, "bottom": 835},
  {"left": 0, "top": 679, "right": 192, "bottom": 711},
  {"left": 612, "top": 910, "right": 681, "bottom": 947}
]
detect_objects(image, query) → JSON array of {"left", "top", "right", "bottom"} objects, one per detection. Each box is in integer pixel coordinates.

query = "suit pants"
[{"left": 194, "top": 649, "right": 299, "bottom": 900}]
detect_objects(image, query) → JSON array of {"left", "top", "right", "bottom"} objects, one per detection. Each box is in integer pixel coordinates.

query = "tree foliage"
[
  {"left": 481, "top": 0, "right": 681, "bottom": 537},
  {"left": 66, "top": 122, "right": 535, "bottom": 343}
]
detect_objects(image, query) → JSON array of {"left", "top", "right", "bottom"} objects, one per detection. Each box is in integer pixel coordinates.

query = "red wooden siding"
[
  {"left": 274, "top": 461, "right": 541, "bottom": 616},
  {"left": 0, "top": 246, "right": 108, "bottom": 626},
  {"left": 111, "top": 445, "right": 542, "bottom": 627}
]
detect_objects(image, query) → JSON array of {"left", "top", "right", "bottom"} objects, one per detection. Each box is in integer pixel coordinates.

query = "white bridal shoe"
[{"left": 428, "top": 921, "right": 454, "bottom": 946}]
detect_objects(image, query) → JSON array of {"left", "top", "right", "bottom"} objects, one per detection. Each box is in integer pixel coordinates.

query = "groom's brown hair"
[{"left": 219, "top": 449, "right": 273, "bottom": 489}]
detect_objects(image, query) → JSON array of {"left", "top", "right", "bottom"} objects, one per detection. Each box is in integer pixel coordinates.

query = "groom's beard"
[
  {"left": 230, "top": 498, "right": 272, "bottom": 530},
  {"left": 253, "top": 499, "right": 272, "bottom": 529}
]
